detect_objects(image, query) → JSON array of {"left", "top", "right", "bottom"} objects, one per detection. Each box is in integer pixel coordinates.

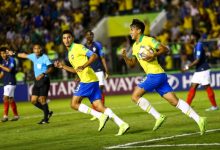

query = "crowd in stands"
[
  {"left": 156, "top": 0, "right": 220, "bottom": 70},
  {"left": 0, "top": 0, "right": 219, "bottom": 81},
  {"left": 115, "top": 0, "right": 220, "bottom": 73}
]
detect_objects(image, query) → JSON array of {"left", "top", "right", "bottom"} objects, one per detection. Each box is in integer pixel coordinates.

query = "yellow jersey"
[
  {"left": 68, "top": 43, "right": 98, "bottom": 83},
  {"left": 132, "top": 35, "right": 164, "bottom": 74}
]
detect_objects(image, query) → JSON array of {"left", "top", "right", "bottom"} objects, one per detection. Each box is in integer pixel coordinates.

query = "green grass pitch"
[{"left": 0, "top": 90, "right": 220, "bottom": 150}]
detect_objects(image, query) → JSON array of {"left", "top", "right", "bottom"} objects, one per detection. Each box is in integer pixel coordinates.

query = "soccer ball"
[{"left": 138, "top": 46, "right": 154, "bottom": 60}]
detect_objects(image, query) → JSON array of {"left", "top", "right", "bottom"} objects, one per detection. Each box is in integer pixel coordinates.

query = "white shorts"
[
  {"left": 191, "top": 70, "right": 211, "bottom": 85},
  {"left": 95, "top": 71, "right": 105, "bottom": 86},
  {"left": 4, "top": 85, "right": 16, "bottom": 97}
]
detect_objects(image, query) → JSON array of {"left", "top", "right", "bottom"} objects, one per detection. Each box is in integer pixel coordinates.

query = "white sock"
[
  {"left": 104, "top": 108, "right": 124, "bottom": 126},
  {"left": 137, "top": 97, "right": 161, "bottom": 119},
  {"left": 78, "top": 103, "right": 102, "bottom": 118},
  {"left": 176, "top": 99, "right": 200, "bottom": 123}
]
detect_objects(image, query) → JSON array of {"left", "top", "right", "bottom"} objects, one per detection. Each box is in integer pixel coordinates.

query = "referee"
[{"left": 7, "top": 43, "right": 54, "bottom": 124}]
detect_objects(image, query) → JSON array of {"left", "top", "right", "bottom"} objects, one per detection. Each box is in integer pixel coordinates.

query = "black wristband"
[{"left": 43, "top": 73, "right": 47, "bottom": 76}]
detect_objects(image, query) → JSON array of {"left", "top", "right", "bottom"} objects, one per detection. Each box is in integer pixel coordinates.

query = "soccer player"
[
  {"left": 7, "top": 43, "right": 53, "bottom": 124},
  {"left": 183, "top": 33, "right": 218, "bottom": 111},
  {"left": 84, "top": 30, "right": 109, "bottom": 121},
  {"left": 54, "top": 30, "right": 129, "bottom": 136},
  {"left": 122, "top": 19, "right": 206, "bottom": 135},
  {"left": 0, "top": 47, "right": 19, "bottom": 122}
]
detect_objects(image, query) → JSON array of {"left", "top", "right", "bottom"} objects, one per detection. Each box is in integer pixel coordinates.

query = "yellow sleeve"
[
  {"left": 147, "top": 37, "right": 160, "bottom": 49},
  {"left": 78, "top": 45, "right": 89, "bottom": 56}
]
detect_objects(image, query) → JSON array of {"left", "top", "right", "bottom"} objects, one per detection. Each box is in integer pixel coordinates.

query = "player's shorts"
[
  {"left": 95, "top": 71, "right": 105, "bottom": 86},
  {"left": 191, "top": 69, "right": 211, "bottom": 85},
  {"left": 4, "top": 85, "right": 16, "bottom": 97},
  {"left": 73, "top": 81, "right": 102, "bottom": 103},
  {"left": 138, "top": 73, "right": 173, "bottom": 96},
  {"left": 32, "top": 77, "right": 50, "bottom": 96}
]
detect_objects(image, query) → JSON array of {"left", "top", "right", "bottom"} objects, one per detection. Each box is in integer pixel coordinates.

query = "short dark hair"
[
  {"left": 130, "top": 19, "right": 145, "bottom": 34},
  {"left": 32, "top": 42, "right": 42, "bottom": 47},
  {"left": 85, "top": 30, "right": 94, "bottom": 35},
  {"left": 192, "top": 32, "right": 201, "bottom": 41},
  {"left": 62, "top": 30, "right": 74, "bottom": 37},
  {"left": 0, "top": 47, "right": 7, "bottom": 52}
]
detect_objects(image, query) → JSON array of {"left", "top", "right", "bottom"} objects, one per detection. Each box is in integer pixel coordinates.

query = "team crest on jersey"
[
  {"left": 71, "top": 54, "right": 74, "bottom": 59},
  {"left": 92, "top": 47, "right": 96, "bottom": 52}
]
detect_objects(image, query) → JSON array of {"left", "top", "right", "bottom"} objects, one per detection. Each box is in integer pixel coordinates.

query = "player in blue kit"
[
  {"left": 183, "top": 33, "right": 218, "bottom": 111},
  {"left": 0, "top": 47, "right": 19, "bottom": 122},
  {"left": 84, "top": 30, "right": 109, "bottom": 121},
  {"left": 7, "top": 43, "right": 54, "bottom": 124}
]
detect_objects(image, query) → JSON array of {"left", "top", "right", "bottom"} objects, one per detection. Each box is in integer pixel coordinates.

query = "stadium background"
[
  {"left": 0, "top": 1, "right": 220, "bottom": 149},
  {"left": 0, "top": 0, "right": 219, "bottom": 101}
]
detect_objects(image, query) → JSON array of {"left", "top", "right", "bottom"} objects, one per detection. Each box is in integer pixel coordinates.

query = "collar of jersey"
[
  {"left": 135, "top": 34, "right": 144, "bottom": 45},
  {"left": 69, "top": 43, "right": 75, "bottom": 51}
]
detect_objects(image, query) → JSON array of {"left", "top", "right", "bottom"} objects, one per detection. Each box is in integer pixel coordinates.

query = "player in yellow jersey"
[
  {"left": 122, "top": 19, "right": 206, "bottom": 135},
  {"left": 54, "top": 30, "right": 129, "bottom": 136}
]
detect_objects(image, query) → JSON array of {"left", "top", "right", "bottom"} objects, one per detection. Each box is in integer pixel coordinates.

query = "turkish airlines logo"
[{"left": 167, "top": 75, "right": 179, "bottom": 90}]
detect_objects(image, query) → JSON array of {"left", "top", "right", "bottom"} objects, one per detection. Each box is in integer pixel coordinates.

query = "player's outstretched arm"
[
  {"left": 6, "top": 50, "right": 28, "bottom": 59},
  {"left": 121, "top": 48, "right": 137, "bottom": 68},
  {"left": 101, "top": 56, "right": 109, "bottom": 78},
  {"left": 54, "top": 60, "right": 76, "bottom": 73},
  {"left": 182, "top": 59, "right": 200, "bottom": 72}
]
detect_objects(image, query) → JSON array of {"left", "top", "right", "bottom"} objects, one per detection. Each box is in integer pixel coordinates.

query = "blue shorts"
[
  {"left": 138, "top": 73, "right": 173, "bottom": 96},
  {"left": 74, "top": 81, "right": 101, "bottom": 103}
]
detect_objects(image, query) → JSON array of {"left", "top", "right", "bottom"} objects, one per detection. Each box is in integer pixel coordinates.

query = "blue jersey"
[
  {"left": 85, "top": 41, "right": 104, "bottom": 72},
  {"left": 1, "top": 57, "right": 16, "bottom": 86},
  {"left": 194, "top": 41, "right": 210, "bottom": 72},
  {"left": 27, "top": 53, "right": 52, "bottom": 78}
]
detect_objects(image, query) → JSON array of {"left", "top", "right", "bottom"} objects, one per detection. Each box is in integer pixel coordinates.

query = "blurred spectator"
[
  {"left": 72, "top": 9, "right": 84, "bottom": 23},
  {"left": 165, "top": 53, "right": 173, "bottom": 71},
  {"left": 0, "top": 0, "right": 219, "bottom": 79},
  {"left": 118, "top": 0, "right": 126, "bottom": 15},
  {"left": 125, "top": 0, "right": 133, "bottom": 14},
  {"left": 16, "top": 67, "right": 26, "bottom": 84},
  {"left": 183, "top": 13, "right": 193, "bottom": 34},
  {"left": 6, "top": 27, "right": 16, "bottom": 42},
  {"left": 73, "top": 23, "right": 84, "bottom": 42},
  {"left": 144, "top": 18, "right": 150, "bottom": 36},
  {"left": 170, "top": 22, "right": 180, "bottom": 41},
  {"left": 63, "top": 0, "right": 72, "bottom": 11},
  {"left": 170, "top": 39, "right": 182, "bottom": 70},
  {"left": 116, "top": 38, "right": 130, "bottom": 74}
]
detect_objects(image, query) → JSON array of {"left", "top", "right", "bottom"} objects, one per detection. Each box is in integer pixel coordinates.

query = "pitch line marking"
[
  {"left": 105, "top": 128, "right": 220, "bottom": 149},
  {"left": 116, "top": 143, "right": 220, "bottom": 148}
]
